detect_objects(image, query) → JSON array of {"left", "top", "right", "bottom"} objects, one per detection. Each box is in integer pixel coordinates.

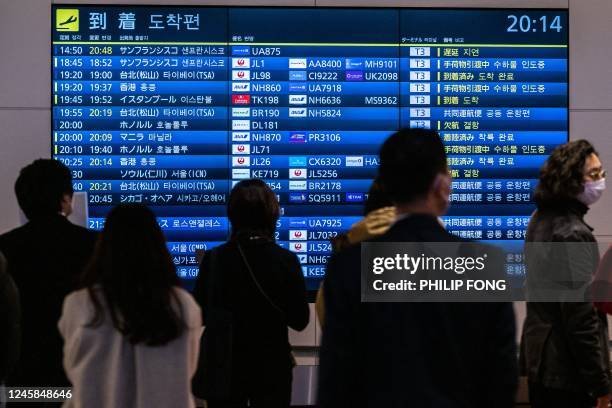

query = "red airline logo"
[{"left": 232, "top": 94, "right": 251, "bottom": 105}]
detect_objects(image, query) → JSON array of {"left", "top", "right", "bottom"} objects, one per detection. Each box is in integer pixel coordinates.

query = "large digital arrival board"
[{"left": 51, "top": 6, "right": 568, "bottom": 290}]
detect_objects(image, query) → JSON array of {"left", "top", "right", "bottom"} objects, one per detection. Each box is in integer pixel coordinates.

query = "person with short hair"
[
  {"left": 317, "top": 128, "right": 517, "bottom": 408},
  {"left": 193, "top": 179, "right": 310, "bottom": 408},
  {"left": 521, "top": 140, "right": 610, "bottom": 408},
  {"left": 0, "top": 159, "right": 96, "bottom": 387},
  {"left": 59, "top": 204, "right": 201, "bottom": 408}
]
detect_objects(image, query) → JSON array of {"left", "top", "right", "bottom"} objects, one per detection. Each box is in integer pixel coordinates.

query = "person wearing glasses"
[{"left": 521, "top": 140, "right": 609, "bottom": 408}]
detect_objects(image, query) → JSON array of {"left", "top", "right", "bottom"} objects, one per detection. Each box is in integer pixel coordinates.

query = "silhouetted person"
[
  {"left": 193, "top": 179, "right": 310, "bottom": 408},
  {"left": 0, "top": 252, "right": 20, "bottom": 407},
  {"left": 318, "top": 128, "right": 517, "bottom": 408},
  {"left": 0, "top": 159, "right": 96, "bottom": 387},
  {"left": 521, "top": 140, "right": 610, "bottom": 408},
  {"left": 59, "top": 204, "right": 201, "bottom": 408}
]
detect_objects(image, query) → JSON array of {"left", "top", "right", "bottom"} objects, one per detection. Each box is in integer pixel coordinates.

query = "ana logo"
[
  {"left": 297, "top": 254, "right": 307, "bottom": 263},
  {"left": 232, "top": 94, "right": 251, "bottom": 105},
  {"left": 345, "top": 156, "right": 364, "bottom": 167},
  {"left": 289, "top": 108, "right": 307, "bottom": 118},
  {"left": 232, "top": 58, "right": 250, "bottom": 68},
  {"left": 289, "top": 58, "right": 307, "bottom": 69},
  {"left": 232, "top": 70, "right": 250, "bottom": 81},
  {"left": 289, "top": 95, "right": 307, "bottom": 105},
  {"left": 232, "top": 132, "right": 250, "bottom": 142},
  {"left": 232, "top": 82, "right": 250, "bottom": 92},
  {"left": 231, "top": 46, "right": 250, "bottom": 56},
  {"left": 56, "top": 9, "right": 79, "bottom": 31}
]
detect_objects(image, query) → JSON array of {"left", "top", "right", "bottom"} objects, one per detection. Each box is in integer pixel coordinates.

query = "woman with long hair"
[
  {"left": 59, "top": 204, "right": 201, "bottom": 408},
  {"left": 193, "top": 179, "right": 309, "bottom": 408}
]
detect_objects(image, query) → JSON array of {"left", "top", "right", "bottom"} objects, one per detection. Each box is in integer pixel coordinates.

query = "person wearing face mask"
[
  {"left": 521, "top": 140, "right": 610, "bottom": 408},
  {"left": 317, "top": 128, "right": 518, "bottom": 408},
  {"left": 0, "top": 159, "right": 97, "bottom": 391}
]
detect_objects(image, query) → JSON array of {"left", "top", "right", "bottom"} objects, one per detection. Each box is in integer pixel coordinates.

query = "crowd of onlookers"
[{"left": 0, "top": 128, "right": 610, "bottom": 408}]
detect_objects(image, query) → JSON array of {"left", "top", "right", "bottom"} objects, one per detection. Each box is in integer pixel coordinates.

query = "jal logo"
[
  {"left": 232, "top": 156, "right": 250, "bottom": 167},
  {"left": 232, "top": 58, "right": 250, "bottom": 68},
  {"left": 290, "top": 230, "right": 307, "bottom": 240},
  {"left": 232, "top": 70, "right": 250, "bottom": 81},
  {"left": 294, "top": 243, "right": 302, "bottom": 251},
  {"left": 290, "top": 242, "right": 307, "bottom": 253},
  {"left": 289, "top": 168, "right": 307, "bottom": 179},
  {"left": 232, "top": 144, "right": 250, "bottom": 155}
]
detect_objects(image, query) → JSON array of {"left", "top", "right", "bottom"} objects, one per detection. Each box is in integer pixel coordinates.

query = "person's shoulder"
[
  {"left": 172, "top": 287, "right": 201, "bottom": 328},
  {"left": 0, "top": 224, "right": 29, "bottom": 248},
  {"left": 62, "top": 288, "right": 96, "bottom": 322}
]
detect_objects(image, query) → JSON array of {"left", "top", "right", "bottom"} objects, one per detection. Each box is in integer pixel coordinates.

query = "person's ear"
[{"left": 61, "top": 193, "right": 73, "bottom": 216}]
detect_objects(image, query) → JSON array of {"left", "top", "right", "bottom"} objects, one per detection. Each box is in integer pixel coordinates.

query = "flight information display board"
[{"left": 51, "top": 6, "right": 568, "bottom": 290}]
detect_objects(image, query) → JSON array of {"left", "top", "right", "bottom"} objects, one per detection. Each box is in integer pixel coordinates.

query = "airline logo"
[
  {"left": 232, "top": 156, "right": 250, "bottom": 167},
  {"left": 345, "top": 156, "right": 364, "bottom": 167},
  {"left": 232, "top": 70, "right": 250, "bottom": 81},
  {"left": 231, "top": 46, "right": 250, "bottom": 56},
  {"left": 297, "top": 254, "right": 307, "bottom": 263},
  {"left": 288, "top": 58, "right": 307, "bottom": 69},
  {"left": 232, "top": 107, "right": 250, "bottom": 117},
  {"left": 289, "top": 71, "right": 307, "bottom": 81},
  {"left": 232, "top": 82, "right": 251, "bottom": 92},
  {"left": 301, "top": 266, "right": 308, "bottom": 276},
  {"left": 232, "top": 94, "right": 251, "bottom": 105},
  {"left": 289, "top": 218, "right": 307, "bottom": 227},
  {"left": 289, "top": 132, "right": 307, "bottom": 143},
  {"left": 345, "top": 58, "right": 364, "bottom": 69},
  {"left": 289, "top": 193, "right": 307, "bottom": 203},
  {"left": 345, "top": 71, "right": 364, "bottom": 81},
  {"left": 290, "top": 242, "right": 307, "bottom": 253},
  {"left": 232, "top": 58, "right": 250, "bottom": 68},
  {"left": 289, "top": 180, "right": 307, "bottom": 191},
  {"left": 232, "top": 144, "right": 250, "bottom": 154},
  {"left": 232, "top": 132, "right": 250, "bottom": 142},
  {"left": 232, "top": 168, "right": 250, "bottom": 179},
  {"left": 289, "top": 168, "right": 307, "bottom": 179},
  {"left": 289, "top": 108, "right": 307, "bottom": 117},
  {"left": 288, "top": 95, "right": 307, "bottom": 105},
  {"left": 289, "top": 83, "right": 307, "bottom": 92},
  {"left": 346, "top": 192, "right": 365, "bottom": 202},
  {"left": 289, "top": 230, "right": 308, "bottom": 241},
  {"left": 288, "top": 156, "right": 307, "bottom": 167},
  {"left": 231, "top": 120, "right": 250, "bottom": 130}
]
